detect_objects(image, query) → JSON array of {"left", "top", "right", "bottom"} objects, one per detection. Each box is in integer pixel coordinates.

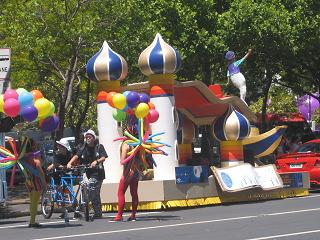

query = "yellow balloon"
[
  {"left": 112, "top": 93, "right": 127, "bottom": 110},
  {"left": 43, "top": 101, "right": 55, "bottom": 118},
  {"left": 0, "top": 95, "right": 4, "bottom": 112},
  {"left": 135, "top": 103, "right": 150, "bottom": 119},
  {"left": 34, "top": 98, "right": 51, "bottom": 118}
]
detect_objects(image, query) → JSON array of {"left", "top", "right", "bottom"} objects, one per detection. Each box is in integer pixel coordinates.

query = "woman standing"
[{"left": 21, "top": 138, "right": 47, "bottom": 228}]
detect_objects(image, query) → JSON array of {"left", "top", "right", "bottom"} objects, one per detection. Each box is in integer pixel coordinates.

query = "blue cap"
[{"left": 225, "top": 51, "right": 235, "bottom": 60}]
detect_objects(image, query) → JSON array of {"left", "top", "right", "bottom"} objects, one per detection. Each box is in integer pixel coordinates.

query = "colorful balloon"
[
  {"left": 30, "top": 90, "right": 44, "bottom": 101},
  {"left": 4, "top": 89, "right": 19, "bottom": 101},
  {"left": 18, "top": 92, "right": 34, "bottom": 107},
  {"left": 41, "top": 115, "right": 60, "bottom": 132},
  {"left": 126, "top": 91, "right": 140, "bottom": 108},
  {"left": 148, "top": 102, "right": 155, "bottom": 110},
  {"left": 112, "top": 93, "right": 127, "bottom": 110},
  {"left": 297, "top": 93, "right": 320, "bottom": 121},
  {"left": 21, "top": 105, "right": 38, "bottom": 122},
  {"left": 34, "top": 98, "right": 51, "bottom": 118},
  {"left": 42, "top": 101, "right": 55, "bottom": 118},
  {"left": 0, "top": 95, "right": 4, "bottom": 112},
  {"left": 112, "top": 109, "right": 127, "bottom": 122},
  {"left": 146, "top": 109, "right": 159, "bottom": 123},
  {"left": 135, "top": 103, "right": 150, "bottom": 119},
  {"left": 16, "top": 88, "right": 28, "bottom": 95},
  {"left": 139, "top": 93, "right": 150, "bottom": 103},
  {"left": 106, "top": 91, "right": 116, "bottom": 108},
  {"left": 4, "top": 98, "right": 20, "bottom": 117}
]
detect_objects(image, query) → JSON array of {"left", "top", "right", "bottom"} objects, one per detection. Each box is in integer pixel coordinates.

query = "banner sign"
[
  {"left": 175, "top": 165, "right": 209, "bottom": 184},
  {"left": 0, "top": 48, "right": 11, "bottom": 79},
  {"left": 212, "top": 163, "right": 283, "bottom": 192},
  {"left": 280, "top": 173, "right": 303, "bottom": 188}
]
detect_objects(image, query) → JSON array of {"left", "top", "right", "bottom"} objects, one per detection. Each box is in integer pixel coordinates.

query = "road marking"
[
  {"left": 32, "top": 216, "right": 258, "bottom": 240},
  {"left": 31, "top": 207, "right": 320, "bottom": 240},
  {"left": 246, "top": 229, "right": 320, "bottom": 240},
  {"left": 0, "top": 211, "right": 162, "bottom": 229}
]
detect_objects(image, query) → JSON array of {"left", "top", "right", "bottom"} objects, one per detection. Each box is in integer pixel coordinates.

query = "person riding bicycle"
[
  {"left": 47, "top": 138, "right": 76, "bottom": 219},
  {"left": 47, "top": 138, "right": 71, "bottom": 172},
  {"left": 67, "top": 129, "right": 107, "bottom": 219}
]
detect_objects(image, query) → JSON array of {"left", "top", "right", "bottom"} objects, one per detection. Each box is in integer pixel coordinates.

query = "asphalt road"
[{"left": 1, "top": 191, "right": 320, "bottom": 240}]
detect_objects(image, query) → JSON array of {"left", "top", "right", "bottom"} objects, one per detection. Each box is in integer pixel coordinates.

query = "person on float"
[
  {"left": 67, "top": 129, "right": 107, "bottom": 219},
  {"left": 21, "top": 137, "right": 47, "bottom": 228},
  {"left": 113, "top": 119, "right": 144, "bottom": 222},
  {"left": 225, "top": 49, "right": 253, "bottom": 103}
]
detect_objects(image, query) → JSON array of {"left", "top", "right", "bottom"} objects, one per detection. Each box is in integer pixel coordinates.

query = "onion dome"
[
  {"left": 212, "top": 105, "right": 250, "bottom": 141},
  {"left": 138, "top": 33, "right": 181, "bottom": 76},
  {"left": 86, "top": 41, "right": 128, "bottom": 82}
]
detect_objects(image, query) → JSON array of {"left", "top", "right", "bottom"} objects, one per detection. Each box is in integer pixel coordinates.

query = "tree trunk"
[{"left": 261, "top": 69, "right": 273, "bottom": 132}]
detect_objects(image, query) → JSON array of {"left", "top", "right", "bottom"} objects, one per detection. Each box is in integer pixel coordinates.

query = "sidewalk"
[{"left": 0, "top": 183, "right": 31, "bottom": 219}]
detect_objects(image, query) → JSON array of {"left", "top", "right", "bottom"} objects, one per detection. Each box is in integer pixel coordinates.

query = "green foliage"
[{"left": 250, "top": 84, "right": 298, "bottom": 114}]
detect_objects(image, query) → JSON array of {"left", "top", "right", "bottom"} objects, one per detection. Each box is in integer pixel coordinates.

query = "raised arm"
[{"left": 243, "top": 49, "right": 253, "bottom": 60}]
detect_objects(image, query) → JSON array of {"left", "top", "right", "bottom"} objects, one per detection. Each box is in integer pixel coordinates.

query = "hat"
[
  {"left": 56, "top": 138, "right": 70, "bottom": 151},
  {"left": 84, "top": 129, "right": 96, "bottom": 139},
  {"left": 225, "top": 51, "right": 235, "bottom": 60}
]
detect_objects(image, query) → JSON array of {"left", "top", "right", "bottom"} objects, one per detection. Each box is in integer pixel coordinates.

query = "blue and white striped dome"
[
  {"left": 138, "top": 33, "right": 181, "bottom": 76},
  {"left": 86, "top": 41, "right": 128, "bottom": 82},
  {"left": 212, "top": 105, "right": 250, "bottom": 141}
]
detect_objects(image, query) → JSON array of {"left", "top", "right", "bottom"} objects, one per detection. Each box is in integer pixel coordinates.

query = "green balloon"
[
  {"left": 16, "top": 88, "right": 28, "bottom": 95},
  {"left": 112, "top": 109, "right": 126, "bottom": 122}
]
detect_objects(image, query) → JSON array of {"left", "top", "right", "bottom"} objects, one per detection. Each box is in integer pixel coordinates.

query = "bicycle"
[{"left": 41, "top": 165, "right": 92, "bottom": 222}]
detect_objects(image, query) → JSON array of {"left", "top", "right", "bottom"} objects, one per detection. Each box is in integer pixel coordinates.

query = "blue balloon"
[
  {"left": 22, "top": 105, "right": 38, "bottom": 122},
  {"left": 18, "top": 92, "right": 34, "bottom": 108},
  {"left": 126, "top": 91, "right": 140, "bottom": 108},
  {"left": 41, "top": 115, "right": 60, "bottom": 132},
  {"left": 139, "top": 93, "right": 149, "bottom": 103}
]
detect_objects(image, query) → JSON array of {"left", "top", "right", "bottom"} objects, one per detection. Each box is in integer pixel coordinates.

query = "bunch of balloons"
[
  {"left": 0, "top": 88, "right": 59, "bottom": 132},
  {"left": 101, "top": 90, "right": 169, "bottom": 168},
  {"left": 103, "top": 90, "right": 159, "bottom": 123}
]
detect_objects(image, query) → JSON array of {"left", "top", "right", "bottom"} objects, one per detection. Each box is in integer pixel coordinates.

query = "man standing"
[{"left": 67, "top": 129, "right": 107, "bottom": 219}]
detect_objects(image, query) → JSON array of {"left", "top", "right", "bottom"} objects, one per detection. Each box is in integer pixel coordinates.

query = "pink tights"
[{"left": 115, "top": 175, "right": 139, "bottom": 220}]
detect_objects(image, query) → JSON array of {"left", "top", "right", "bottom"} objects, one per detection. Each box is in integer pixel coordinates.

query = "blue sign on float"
[
  {"left": 175, "top": 166, "right": 209, "bottom": 184},
  {"left": 280, "top": 173, "right": 303, "bottom": 188}
]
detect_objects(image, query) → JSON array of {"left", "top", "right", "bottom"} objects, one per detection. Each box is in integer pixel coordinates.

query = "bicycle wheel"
[
  {"left": 41, "top": 188, "right": 54, "bottom": 219},
  {"left": 81, "top": 186, "right": 90, "bottom": 221}
]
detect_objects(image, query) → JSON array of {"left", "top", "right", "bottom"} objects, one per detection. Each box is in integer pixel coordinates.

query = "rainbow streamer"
[
  {"left": 114, "top": 118, "right": 171, "bottom": 171},
  {"left": 0, "top": 137, "right": 40, "bottom": 190}
]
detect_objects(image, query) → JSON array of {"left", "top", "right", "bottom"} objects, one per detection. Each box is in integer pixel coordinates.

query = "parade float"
[{"left": 87, "top": 33, "right": 309, "bottom": 211}]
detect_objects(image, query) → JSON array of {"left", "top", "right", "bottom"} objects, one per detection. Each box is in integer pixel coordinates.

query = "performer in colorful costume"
[
  {"left": 225, "top": 49, "right": 252, "bottom": 103},
  {"left": 0, "top": 137, "right": 46, "bottom": 227}
]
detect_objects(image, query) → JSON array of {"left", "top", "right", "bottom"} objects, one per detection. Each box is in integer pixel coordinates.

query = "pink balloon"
[
  {"left": 4, "top": 98, "right": 20, "bottom": 117},
  {"left": 4, "top": 89, "right": 19, "bottom": 101},
  {"left": 146, "top": 109, "right": 159, "bottom": 123}
]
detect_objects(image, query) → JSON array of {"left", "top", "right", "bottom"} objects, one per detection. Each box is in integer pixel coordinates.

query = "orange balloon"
[
  {"left": 31, "top": 90, "right": 44, "bottom": 101},
  {"left": 106, "top": 92, "right": 116, "bottom": 108},
  {"left": 148, "top": 102, "right": 155, "bottom": 110}
]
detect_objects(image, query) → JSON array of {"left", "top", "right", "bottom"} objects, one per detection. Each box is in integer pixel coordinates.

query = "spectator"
[{"left": 288, "top": 136, "right": 301, "bottom": 153}]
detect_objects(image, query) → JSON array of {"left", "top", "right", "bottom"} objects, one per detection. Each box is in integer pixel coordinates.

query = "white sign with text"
[
  {"left": 212, "top": 163, "right": 283, "bottom": 192},
  {"left": 0, "top": 48, "right": 11, "bottom": 79}
]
